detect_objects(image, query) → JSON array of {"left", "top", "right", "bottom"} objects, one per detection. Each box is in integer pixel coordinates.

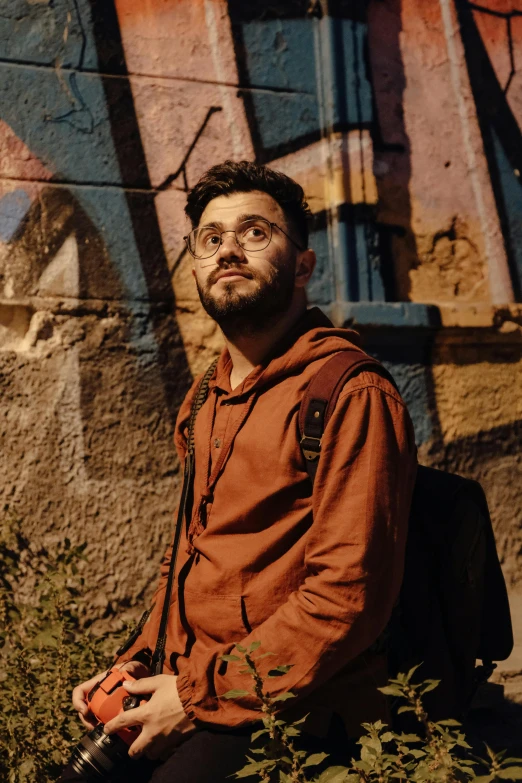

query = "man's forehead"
[{"left": 198, "top": 191, "right": 285, "bottom": 226}]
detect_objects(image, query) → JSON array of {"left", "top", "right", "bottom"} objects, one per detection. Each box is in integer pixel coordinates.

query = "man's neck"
[{"left": 223, "top": 299, "right": 307, "bottom": 390}]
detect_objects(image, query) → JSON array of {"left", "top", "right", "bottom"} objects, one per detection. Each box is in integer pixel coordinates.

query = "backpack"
[{"left": 299, "top": 349, "right": 513, "bottom": 718}]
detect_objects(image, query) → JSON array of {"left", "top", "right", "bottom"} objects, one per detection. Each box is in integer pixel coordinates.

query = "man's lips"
[{"left": 213, "top": 270, "right": 252, "bottom": 283}]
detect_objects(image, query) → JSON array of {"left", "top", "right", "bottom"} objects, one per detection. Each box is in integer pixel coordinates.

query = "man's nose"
[{"left": 216, "top": 231, "right": 245, "bottom": 264}]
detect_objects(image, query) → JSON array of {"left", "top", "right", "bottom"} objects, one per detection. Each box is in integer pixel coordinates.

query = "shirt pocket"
[
  {"left": 182, "top": 588, "right": 249, "bottom": 648},
  {"left": 242, "top": 582, "right": 296, "bottom": 632}
]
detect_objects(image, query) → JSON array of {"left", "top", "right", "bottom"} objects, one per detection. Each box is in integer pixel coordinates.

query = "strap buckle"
[{"left": 300, "top": 435, "right": 322, "bottom": 461}]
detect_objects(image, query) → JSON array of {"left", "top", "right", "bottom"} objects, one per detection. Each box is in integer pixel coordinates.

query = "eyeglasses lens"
[{"left": 189, "top": 219, "right": 272, "bottom": 265}]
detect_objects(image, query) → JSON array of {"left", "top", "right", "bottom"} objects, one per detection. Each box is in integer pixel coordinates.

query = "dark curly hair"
[{"left": 184, "top": 160, "right": 311, "bottom": 247}]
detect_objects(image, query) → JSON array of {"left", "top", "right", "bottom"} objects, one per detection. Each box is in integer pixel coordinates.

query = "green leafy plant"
[
  {"left": 221, "top": 646, "right": 522, "bottom": 783},
  {"left": 0, "top": 519, "right": 121, "bottom": 783}
]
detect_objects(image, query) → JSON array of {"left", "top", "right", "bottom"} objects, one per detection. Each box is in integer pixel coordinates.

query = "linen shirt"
[{"left": 118, "top": 308, "right": 417, "bottom": 737}]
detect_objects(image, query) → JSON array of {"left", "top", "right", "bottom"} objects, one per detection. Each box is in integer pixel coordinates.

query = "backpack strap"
[{"left": 299, "top": 350, "right": 397, "bottom": 482}]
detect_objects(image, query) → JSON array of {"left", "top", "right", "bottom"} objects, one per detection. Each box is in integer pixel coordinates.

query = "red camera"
[
  {"left": 69, "top": 667, "right": 148, "bottom": 780},
  {"left": 87, "top": 666, "right": 144, "bottom": 745}
]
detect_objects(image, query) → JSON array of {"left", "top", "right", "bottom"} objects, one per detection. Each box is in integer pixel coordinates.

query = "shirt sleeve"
[{"left": 175, "top": 374, "right": 417, "bottom": 726}]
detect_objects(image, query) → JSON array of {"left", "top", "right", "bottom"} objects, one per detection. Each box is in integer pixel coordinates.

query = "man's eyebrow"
[
  {"left": 198, "top": 220, "right": 222, "bottom": 230},
  {"left": 235, "top": 213, "right": 270, "bottom": 224},
  {"left": 199, "top": 213, "right": 270, "bottom": 229}
]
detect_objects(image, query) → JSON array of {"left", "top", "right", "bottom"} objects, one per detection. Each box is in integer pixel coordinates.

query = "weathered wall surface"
[{"left": 0, "top": 0, "right": 521, "bottom": 626}]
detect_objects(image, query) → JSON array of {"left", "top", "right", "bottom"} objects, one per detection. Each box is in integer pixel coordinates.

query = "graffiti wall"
[{"left": 0, "top": 0, "right": 520, "bottom": 620}]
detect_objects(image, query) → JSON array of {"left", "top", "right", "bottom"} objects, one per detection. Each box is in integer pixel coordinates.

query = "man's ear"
[{"left": 295, "top": 249, "right": 316, "bottom": 289}]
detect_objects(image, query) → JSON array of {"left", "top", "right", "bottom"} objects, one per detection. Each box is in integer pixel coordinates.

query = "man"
[{"left": 62, "top": 161, "right": 417, "bottom": 782}]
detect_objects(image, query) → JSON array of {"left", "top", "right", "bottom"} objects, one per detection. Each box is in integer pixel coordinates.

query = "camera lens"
[{"left": 70, "top": 724, "right": 130, "bottom": 781}]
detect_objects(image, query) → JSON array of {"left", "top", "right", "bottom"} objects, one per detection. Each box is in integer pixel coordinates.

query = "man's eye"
[
  {"left": 244, "top": 226, "right": 267, "bottom": 240},
  {"left": 203, "top": 233, "right": 220, "bottom": 246}
]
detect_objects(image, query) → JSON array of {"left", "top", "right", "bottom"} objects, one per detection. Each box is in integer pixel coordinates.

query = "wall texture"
[{"left": 0, "top": 1, "right": 521, "bottom": 627}]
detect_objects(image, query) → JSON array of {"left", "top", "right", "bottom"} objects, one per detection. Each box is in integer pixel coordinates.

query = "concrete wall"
[{"left": 0, "top": 0, "right": 521, "bottom": 621}]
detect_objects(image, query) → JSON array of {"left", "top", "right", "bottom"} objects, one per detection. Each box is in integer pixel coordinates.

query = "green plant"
[
  {"left": 221, "top": 646, "right": 522, "bottom": 783},
  {"left": 0, "top": 518, "right": 121, "bottom": 783}
]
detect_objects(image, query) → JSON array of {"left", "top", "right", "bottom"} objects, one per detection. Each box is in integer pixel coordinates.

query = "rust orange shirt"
[{"left": 118, "top": 308, "right": 417, "bottom": 737}]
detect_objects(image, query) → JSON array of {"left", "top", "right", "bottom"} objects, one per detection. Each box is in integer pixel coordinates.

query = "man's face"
[{"left": 191, "top": 191, "right": 303, "bottom": 334}]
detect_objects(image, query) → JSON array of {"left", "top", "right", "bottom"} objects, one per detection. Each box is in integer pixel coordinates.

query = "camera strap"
[{"left": 151, "top": 359, "right": 218, "bottom": 675}]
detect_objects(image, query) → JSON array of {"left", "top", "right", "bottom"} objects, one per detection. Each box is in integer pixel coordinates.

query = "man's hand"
[
  {"left": 72, "top": 661, "right": 150, "bottom": 730},
  {"left": 103, "top": 674, "right": 197, "bottom": 761}
]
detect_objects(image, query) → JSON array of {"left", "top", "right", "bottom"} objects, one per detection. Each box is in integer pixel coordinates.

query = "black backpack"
[{"left": 299, "top": 349, "right": 513, "bottom": 718}]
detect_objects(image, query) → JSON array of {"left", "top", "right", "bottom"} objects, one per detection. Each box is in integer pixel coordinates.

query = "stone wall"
[{"left": 0, "top": 0, "right": 521, "bottom": 621}]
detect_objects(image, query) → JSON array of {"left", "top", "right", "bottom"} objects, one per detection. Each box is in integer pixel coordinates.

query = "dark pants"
[{"left": 59, "top": 717, "right": 355, "bottom": 783}]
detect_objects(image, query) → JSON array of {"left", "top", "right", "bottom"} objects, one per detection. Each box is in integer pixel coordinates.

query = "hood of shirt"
[{"left": 209, "top": 307, "right": 362, "bottom": 397}]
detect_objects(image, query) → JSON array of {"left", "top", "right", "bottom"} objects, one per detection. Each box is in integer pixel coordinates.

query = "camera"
[{"left": 68, "top": 667, "right": 146, "bottom": 781}]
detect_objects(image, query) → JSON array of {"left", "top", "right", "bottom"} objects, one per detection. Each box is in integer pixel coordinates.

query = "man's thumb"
[{"left": 123, "top": 676, "right": 155, "bottom": 694}]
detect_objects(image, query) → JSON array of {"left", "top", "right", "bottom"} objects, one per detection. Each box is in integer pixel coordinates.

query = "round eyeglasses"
[{"left": 184, "top": 217, "right": 304, "bottom": 267}]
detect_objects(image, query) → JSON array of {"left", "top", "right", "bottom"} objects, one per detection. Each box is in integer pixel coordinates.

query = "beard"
[{"left": 196, "top": 257, "right": 296, "bottom": 336}]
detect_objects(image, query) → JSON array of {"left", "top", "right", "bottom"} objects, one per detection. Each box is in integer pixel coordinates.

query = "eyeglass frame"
[{"left": 183, "top": 217, "right": 306, "bottom": 261}]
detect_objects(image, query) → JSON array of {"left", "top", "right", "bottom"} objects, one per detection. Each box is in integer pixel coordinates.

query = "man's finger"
[
  {"left": 72, "top": 685, "right": 88, "bottom": 714},
  {"left": 118, "top": 660, "right": 151, "bottom": 679},
  {"left": 104, "top": 705, "right": 147, "bottom": 735},
  {"left": 78, "top": 712, "right": 97, "bottom": 730},
  {"left": 72, "top": 671, "right": 107, "bottom": 713},
  {"left": 123, "top": 675, "right": 160, "bottom": 695},
  {"left": 127, "top": 728, "right": 152, "bottom": 760}
]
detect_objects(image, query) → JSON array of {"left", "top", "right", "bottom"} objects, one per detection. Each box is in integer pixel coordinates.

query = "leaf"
[
  {"left": 406, "top": 662, "right": 423, "bottom": 681},
  {"left": 272, "top": 692, "right": 296, "bottom": 702},
  {"left": 250, "top": 728, "right": 268, "bottom": 742},
  {"left": 498, "top": 769, "right": 522, "bottom": 780},
  {"left": 397, "top": 705, "right": 415, "bottom": 714},
  {"left": 235, "top": 765, "right": 272, "bottom": 778},
  {"left": 366, "top": 737, "right": 382, "bottom": 753},
  {"left": 248, "top": 641, "right": 261, "bottom": 652},
  {"left": 235, "top": 644, "right": 247, "bottom": 653},
  {"left": 484, "top": 744, "right": 497, "bottom": 761},
  {"left": 279, "top": 773, "right": 292, "bottom": 783},
  {"left": 408, "top": 749, "right": 426, "bottom": 759},
  {"left": 381, "top": 732, "right": 394, "bottom": 742},
  {"left": 378, "top": 685, "right": 404, "bottom": 697},
  {"left": 420, "top": 679, "right": 441, "bottom": 693},
  {"left": 436, "top": 719, "right": 461, "bottom": 727},
  {"left": 472, "top": 776, "right": 494, "bottom": 783},
  {"left": 303, "top": 752, "right": 329, "bottom": 768},
  {"left": 219, "top": 654, "right": 241, "bottom": 662},
  {"left": 221, "top": 689, "right": 250, "bottom": 699},
  {"left": 317, "top": 766, "right": 350, "bottom": 783},
  {"left": 268, "top": 665, "right": 294, "bottom": 677},
  {"left": 257, "top": 652, "right": 276, "bottom": 659}
]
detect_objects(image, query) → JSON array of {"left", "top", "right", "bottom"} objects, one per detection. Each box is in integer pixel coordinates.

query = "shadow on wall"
[
  {"left": 367, "top": 0, "right": 416, "bottom": 302},
  {"left": 5, "top": 187, "right": 121, "bottom": 301},
  {"left": 456, "top": 0, "right": 522, "bottom": 301},
  {"left": 86, "top": 0, "right": 193, "bottom": 421}
]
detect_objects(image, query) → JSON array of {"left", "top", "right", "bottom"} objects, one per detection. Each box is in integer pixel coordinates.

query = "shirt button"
[{"left": 214, "top": 438, "right": 222, "bottom": 448}]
